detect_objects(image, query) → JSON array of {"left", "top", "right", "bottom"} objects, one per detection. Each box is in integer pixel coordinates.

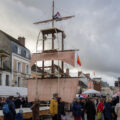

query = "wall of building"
[
  {"left": 0, "top": 71, "right": 12, "bottom": 86},
  {"left": 94, "top": 82, "right": 101, "bottom": 91},
  {"left": 12, "top": 53, "right": 31, "bottom": 87},
  {"left": 0, "top": 32, "right": 11, "bottom": 69},
  {"left": 101, "top": 87, "right": 113, "bottom": 96},
  {"left": 0, "top": 30, "right": 31, "bottom": 88},
  {"left": 0, "top": 31, "right": 11, "bottom": 54}
]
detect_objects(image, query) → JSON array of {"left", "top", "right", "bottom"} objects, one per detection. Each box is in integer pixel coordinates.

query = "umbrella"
[
  {"left": 116, "top": 92, "right": 120, "bottom": 96},
  {"left": 76, "top": 94, "right": 88, "bottom": 98},
  {"left": 80, "top": 94, "right": 88, "bottom": 98},
  {"left": 112, "top": 92, "right": 120, "bottom": 97},
  {"left": 82, "top": 89, "right": 100, "bottom": 94}
]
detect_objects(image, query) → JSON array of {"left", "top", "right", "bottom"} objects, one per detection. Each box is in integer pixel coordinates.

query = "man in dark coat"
[
  {"left": 85, "top": 98, "right": 96, "bottom": 120},
  {"left": 14, "top": 97, "right": 22, "bottom": 108},
  {"left": 3, "top": 97, "right": 16, "bottom": 120},
  {"left": 80, "top": 98, "right": 85, "bottom": 120},
  {"left": 72, "top": 97, "right": 82, "bottom": 120},
  {"left": 58, "top": 98, "right": 65, "bottom": 120}
]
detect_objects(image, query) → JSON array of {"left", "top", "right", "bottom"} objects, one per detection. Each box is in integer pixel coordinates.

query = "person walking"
[
  {"left": 14, "top": 97, "right": 22, "bottom": 109},
  {"left": 112, "top": 97, "right": 118, "bottom": 120},
  {"left": 97, "top": 99, "right": 104, "bottom": 120},
  {"left": 3, "top": 96, "right": 16, "bottom": 120},
  {"left": 58, "top": 98, "right": 66, "bottom": 120},
  {"left": 115, "top": 101, "right": 120, "bottom": 120},
  {"left": 80, "top": 98, "right": 85, "bottom": 120},
  {"left": 72, "top": 97, "right": 82, "bottom": 120},
  {"left": 85, "top": 98, "right": 96, "bottom": 120},
  {"left": 104, "top": 98, "right": 112, "bottom": 120},
  {"left": 50, "top": 93, "right": 58, "bottom": 120}
]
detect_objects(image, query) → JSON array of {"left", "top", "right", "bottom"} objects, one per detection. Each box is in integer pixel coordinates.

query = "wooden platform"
[{"left": 0, "top": 107, "right": 50, "bottom": 120}]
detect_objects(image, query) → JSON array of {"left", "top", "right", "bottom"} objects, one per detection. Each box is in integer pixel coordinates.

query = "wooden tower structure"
[{"left": 28, "top": 0, "right": 79, "bottom": 103}]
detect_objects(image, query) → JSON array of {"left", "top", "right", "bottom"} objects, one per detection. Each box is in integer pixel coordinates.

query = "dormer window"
[
  {"left": 18, "top": 47, "right": 21, "bottom": 54},
  {"left": 26, "top": 51, "right": 29, "bottom": 58}
]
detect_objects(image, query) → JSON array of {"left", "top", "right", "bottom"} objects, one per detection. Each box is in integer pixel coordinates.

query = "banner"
[
  {"left": 31, "top": 50, "right": 75, "bottom": 67},
  {"left": 28, "top": 78, "right": 79, "bottom": 103}
]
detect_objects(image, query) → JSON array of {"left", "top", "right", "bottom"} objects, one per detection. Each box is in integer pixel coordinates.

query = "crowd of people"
[
  {"left": 50, "top": 93, "right": 120, "bottom": 120},
  {"left": 0, "top": 97, "right": 31, "bottom": 110},
  {"left": 0, "top": 94, "right": 120, "bottom": 120},
  {"left": 0, "top": 96, "right": 31, "bottom": 120}
]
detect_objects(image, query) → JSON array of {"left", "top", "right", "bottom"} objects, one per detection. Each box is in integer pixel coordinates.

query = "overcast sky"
[{"left": 0, "top": 0, "right": 120, "bottom": 86}]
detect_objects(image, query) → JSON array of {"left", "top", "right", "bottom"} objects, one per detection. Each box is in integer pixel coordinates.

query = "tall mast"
[
  {"left": 52, "top": 0, "right": 54, "bottom": 27},
  {"left": 34, "top": 0, "right": 75, "bottom": 78}
]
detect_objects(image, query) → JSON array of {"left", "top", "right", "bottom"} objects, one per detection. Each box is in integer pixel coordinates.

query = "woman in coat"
[
  {"left": 50, "top": 93, "right": 58, "bottom": 120},
  {"left": 97, "top": 99, "right": 104, "bottom": 120},
  {"left": 72, "top": 97, "right": 82, "bottom": 120},
  {"left": 104, "top": 98, "right": 112, "bottom": 120}
]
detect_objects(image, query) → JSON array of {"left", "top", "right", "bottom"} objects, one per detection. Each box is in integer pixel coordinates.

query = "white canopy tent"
[
  {"left": 0, "top": 86, "right": 27, "bottom": 97},
  {"left": 82, "top": 89, "right": 100, "bottom": 94}
]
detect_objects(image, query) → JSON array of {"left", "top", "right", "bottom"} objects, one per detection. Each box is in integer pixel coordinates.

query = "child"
[{"left": 16, "top": 109, "right": 24, "bottom": 120}]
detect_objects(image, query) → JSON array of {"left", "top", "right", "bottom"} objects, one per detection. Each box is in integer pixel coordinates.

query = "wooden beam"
[{"left": 33, "top": 16, "right": 75, "bottom": 25}]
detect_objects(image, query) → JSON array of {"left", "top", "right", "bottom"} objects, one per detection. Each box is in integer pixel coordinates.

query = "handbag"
[{"left": 97, "top": 112, "right": 101, "bottom": 120}]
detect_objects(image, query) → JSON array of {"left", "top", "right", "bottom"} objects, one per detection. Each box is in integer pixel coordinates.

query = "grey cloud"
[{"left": 1, "top": 0, "right": 120, "bottom": 85}]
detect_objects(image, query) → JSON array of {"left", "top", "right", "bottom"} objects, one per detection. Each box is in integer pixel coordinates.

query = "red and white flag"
[{"left": 54, "top": 12, "right": 61, "bottom": 19}]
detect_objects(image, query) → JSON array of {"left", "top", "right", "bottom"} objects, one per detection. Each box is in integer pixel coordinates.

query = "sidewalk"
[
  {"left": 66, "top": 112, "right": 74, "bottom": 120},
  {"left": 45, "top": 112, "right": 96, "bottom": 120}
]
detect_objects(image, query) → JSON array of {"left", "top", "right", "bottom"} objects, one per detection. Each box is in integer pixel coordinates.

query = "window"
[
  {"left": 26, "top": 64, "right": 29, "bottom": 74},
  {"left": 6, "top": 75, "right": 9, "bottom": 86},
  {"left": 18, "top": 47, "right": 21, "bottom": 54},
  {"left": 26, "top": 51, "right": 29, "bottom": 58},
  {"left": 0, "top": 74, "right": 2, "bottom": 85},
  {"left": 17, "top": 62, "right": 22, "bottom": 73},
  {"left": 17, "top": 77, "right": 21, "bottom": 87}
]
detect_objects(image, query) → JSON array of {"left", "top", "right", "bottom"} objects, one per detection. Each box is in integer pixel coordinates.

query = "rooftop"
[{"left": 0, "top": 30, "right": 28, "bottom": 49}]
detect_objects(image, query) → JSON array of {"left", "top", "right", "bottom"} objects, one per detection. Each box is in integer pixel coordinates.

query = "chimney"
[
  {"left": 18, "top": 37, "right": 25, "bottom": 47},
  {"left": 66, "top": 68, "right": 69, "bottom": 76}
]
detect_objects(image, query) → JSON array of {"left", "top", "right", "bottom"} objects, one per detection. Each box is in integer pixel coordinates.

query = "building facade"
[
  {"left": 0, "top": 30, "right": 31, "bottom": 87},
  {"left": 0, "top": 50, "right": 11, "bottom": 86}
]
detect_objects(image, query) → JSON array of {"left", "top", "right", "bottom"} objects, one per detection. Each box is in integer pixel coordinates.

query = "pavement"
[
  {"left": 44, "top": 112, "right": 88, "bottom": 120},
  {"left": 44, "top": 112, "right": 97, "bottom": 120}
]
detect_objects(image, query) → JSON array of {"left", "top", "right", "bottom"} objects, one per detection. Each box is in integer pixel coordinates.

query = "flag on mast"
[
  {"left": 54, "top": 12, "right": 61, "bottom": 19},
  {"left": 77, "top": 56, "right": 82, "bottom": 66}
]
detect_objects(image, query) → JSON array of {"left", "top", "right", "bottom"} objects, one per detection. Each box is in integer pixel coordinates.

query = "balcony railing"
[{"left": 0, "top": 67, "right": 11, "bottom": 72}]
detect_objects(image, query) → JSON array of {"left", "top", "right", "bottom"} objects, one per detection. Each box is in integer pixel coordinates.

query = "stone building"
[
  {"left": 92, "top": 78, "right": 102, "bottom": 91},
  {"left": 0, "top": 30, "right": 31, "bottom": 87}
]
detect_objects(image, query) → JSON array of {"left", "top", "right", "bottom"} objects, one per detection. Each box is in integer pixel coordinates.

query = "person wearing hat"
[
  {"left": 50, "top": 93, "right": 58, "bottom": 120},
  {"left": 72, "top": 97, "right": 82, "bottom": 120},
  {"left": 16, "top": 109, "right": 24, "bottom": 120}
]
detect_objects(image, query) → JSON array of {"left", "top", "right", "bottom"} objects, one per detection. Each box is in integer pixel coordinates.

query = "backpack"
[{"left": 2, "top": 103, "right": 10, "bottom": 114}]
